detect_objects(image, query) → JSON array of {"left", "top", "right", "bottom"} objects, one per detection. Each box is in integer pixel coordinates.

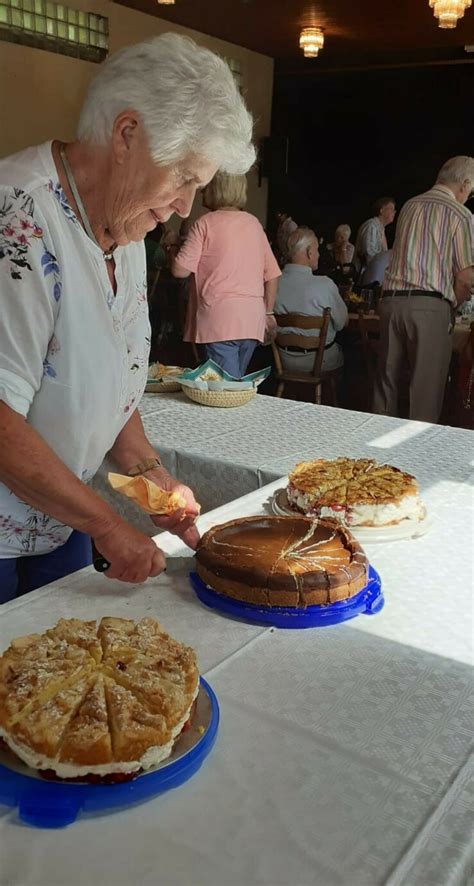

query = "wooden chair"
[{"left": 271, "top": 308, "right": 340, "bottom": 405}]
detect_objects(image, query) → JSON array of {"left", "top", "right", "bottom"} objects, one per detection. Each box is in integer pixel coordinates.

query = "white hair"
[
  {"left": 287, "top": 226, "right": 317, "bottom": 258},
  {"left": 335, "top": 224, "right": 351, "bottom": 239},
  {"left": 77, "top": 33, "right": 255, "bottom": 174},
  {"left": 437, "top": 156, "right": 474, "bottom": 188}
]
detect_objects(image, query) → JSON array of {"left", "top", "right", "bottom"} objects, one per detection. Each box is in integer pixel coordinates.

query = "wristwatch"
[{"left": 127, "top": 456, "right": 162, "bottom": 477}]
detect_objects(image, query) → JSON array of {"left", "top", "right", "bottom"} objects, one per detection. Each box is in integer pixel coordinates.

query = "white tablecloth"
[
  {"left": 1, "top": 466, "right": 473, "bottom": 885},
  {"left": 92, "top": 392, "right": 474, "bottom": 535}
]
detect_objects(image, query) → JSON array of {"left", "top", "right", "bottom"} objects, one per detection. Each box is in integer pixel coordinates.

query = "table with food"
[{"left": 1, "top": 433, "right": 472, "bottom": 886}]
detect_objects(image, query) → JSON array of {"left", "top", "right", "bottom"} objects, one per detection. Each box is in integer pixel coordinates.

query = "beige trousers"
[{"left": 373, "top": 295, "right": 453, "bottom": 423}]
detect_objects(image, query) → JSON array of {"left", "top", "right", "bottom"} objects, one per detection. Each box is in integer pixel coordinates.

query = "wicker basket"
[
  {"left": 145, "top": 380, "right": 182, "bottom": 394},
  {"left": 182, "top": 386, "right": 257, "bottom": 408}
]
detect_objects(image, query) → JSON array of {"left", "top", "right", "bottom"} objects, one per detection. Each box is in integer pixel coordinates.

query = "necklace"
[{"left": 59, "top": 143, "right": 116, "bottom": 262}]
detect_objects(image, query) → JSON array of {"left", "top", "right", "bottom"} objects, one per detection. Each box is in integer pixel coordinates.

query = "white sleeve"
[
  {"left": 0, "top": 187, "right": 60, "bottom": 416},
  {"left": 329, "top": 285, "right": 349, "bottom": 331},
  {"left": 363, "top": 220, "right": 380, "bottom": 260}
]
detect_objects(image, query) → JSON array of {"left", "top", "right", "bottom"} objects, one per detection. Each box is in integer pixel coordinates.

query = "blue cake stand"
[
  {"left": 0, "top": 677, "right": 219, "bottom": 829},
  {"left": 190, "top": 566, "right": 383, "bottom": 628}
]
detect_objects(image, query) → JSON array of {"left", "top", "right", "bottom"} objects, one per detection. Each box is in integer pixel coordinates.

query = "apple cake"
[
  {"left": 195, "top": 515, "right": 368, "bottom": 607},
  {"left": 287, "top": 458, "right": 425, "bottom": 527},
  {"left": 0, "top": 617, "right": 198, "bottom": 780}
]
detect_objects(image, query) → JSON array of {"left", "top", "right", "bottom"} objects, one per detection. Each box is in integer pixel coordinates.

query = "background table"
[
  {"left": 1, "top": 466, "right": 473, "bottom": 885},
  {"left": 92, "top": 392, "right": 474, "bottom": 534}
]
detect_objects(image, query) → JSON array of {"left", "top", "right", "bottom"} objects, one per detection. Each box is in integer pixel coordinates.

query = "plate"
[
  {"left": 189, "top": 566, "right": 383, "bottom": 629},
  {"left": 269, "top": 488, "right": 432, "bottom": 543},
  {"left": 0, "top": 678, "right": 218, "bottom": 828}
]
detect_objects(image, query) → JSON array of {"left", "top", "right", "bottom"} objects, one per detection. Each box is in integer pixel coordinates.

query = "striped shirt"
[{"left": 385, "top": 184, "right": 473, "bottom": 305}]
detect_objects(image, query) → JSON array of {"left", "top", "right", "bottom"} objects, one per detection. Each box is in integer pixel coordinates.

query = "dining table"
[
  {"left": 0, "top": 453, "right": 472, "bottom": 885},
  {"left": 91, "top": 391, "right": 474, "bottom": 534}
]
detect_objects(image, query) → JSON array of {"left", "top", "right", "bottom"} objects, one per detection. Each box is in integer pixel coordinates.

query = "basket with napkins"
[{"left": 164, "top": 360, "right": 271, "bottom": 407}]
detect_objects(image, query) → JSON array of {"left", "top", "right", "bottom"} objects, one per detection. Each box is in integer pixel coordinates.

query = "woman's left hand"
[{"left": 145, "top": 466, "right": 200, "bottom": 549}]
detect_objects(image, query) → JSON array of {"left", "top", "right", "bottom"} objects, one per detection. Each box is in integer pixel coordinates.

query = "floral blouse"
[{"left": 0, "top": 142, "right": 150, "bottom": 558}]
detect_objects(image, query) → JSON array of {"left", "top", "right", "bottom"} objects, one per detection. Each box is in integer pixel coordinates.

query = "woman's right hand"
[{"left": 93, "top": 520, "right": 166, "bottom": 583}]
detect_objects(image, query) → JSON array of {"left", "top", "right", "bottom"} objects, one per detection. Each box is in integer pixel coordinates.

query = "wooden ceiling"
[{"left": 117, "top": 0, "right": 474, "bottom": 64}]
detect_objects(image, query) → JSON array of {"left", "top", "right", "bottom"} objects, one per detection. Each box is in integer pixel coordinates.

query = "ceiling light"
[
  {"left": 429, "top": 0, "right": 471, "bottom": 28},
  {"left": 299, "top": 27, "right": 324, "bottom": 58},
  {"left": 157, "top": 0, "right": 176, "bottom": 5}
]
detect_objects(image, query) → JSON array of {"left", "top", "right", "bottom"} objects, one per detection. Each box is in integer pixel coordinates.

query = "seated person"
[
  {"left": 328, "top": 224, "right": 355, "bottom": 265},
  {"left": 275, "top": 227, "right": 348, "bottom": 373}
]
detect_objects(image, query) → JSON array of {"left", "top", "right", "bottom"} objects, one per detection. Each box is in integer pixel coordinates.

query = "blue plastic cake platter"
[
  {"left": 0, "top": 677, "right": 219, "bottom": 829},
  {"left": 189, "top": 566, "right": 383, "bottom": 628}
]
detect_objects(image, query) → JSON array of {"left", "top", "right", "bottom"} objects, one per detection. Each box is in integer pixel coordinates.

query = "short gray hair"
[
  {"left": 77, "top": 33, "right": 255, "bottom": 174},
  {"left": 287, "top": 226, "right": 317, "bottom": 258},
  {"left": 437, "top": 156, "right": 474, "bottom": 188},
  {"left": 335, "top": 224, "right": 351, "bottom": 239}
]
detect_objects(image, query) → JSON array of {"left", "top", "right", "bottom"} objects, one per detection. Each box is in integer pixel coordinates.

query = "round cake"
[
  {"left": 287, "top": 457, "right": 425, "bottom": 527},
  {"left": 0, "top": 617, "right": 198, "bottom": 780},
  {"left": 195, "top": 515, "right": 368, "bottom": 607}
]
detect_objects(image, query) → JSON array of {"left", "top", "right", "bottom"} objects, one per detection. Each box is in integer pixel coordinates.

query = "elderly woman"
[
  {"left": 0, "top": 34, "right": 254, "bottom": 600},
  {"left": 328, "top": 224, "right": 355, "bottom": 265},
  {"left": 170, "top": 173, "right": 281, "bottom": 377}
]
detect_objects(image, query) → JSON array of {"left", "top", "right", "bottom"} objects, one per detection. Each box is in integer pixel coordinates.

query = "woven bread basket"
[
  {"left": 182, "top": 387, "right": 257, "bottom": 407},
  {"left": 145, "top": 380, "right": 182, "bottom": 393}
]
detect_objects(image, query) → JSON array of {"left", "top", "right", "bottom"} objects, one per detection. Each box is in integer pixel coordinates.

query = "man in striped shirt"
[{"left": 373, "top": 156, "right": 474, "bottom": 423}]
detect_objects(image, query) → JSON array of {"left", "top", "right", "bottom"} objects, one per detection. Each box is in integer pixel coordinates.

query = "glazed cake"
[
  {"left": 287, "top": 458, "right": 425, "bottom": 527},
  {"left": 195, "top": 515, "right": 368, "bottom": 607},
  {"left": 0, "top": 617, "right": 198, "bottom": 780}
]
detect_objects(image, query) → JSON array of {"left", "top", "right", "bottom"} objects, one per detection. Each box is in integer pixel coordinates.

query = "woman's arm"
[{"left": 0, "top": 401, "right": 165, "bottom": 582}]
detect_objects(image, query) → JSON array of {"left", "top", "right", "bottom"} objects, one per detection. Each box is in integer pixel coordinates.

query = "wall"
[
  {"left": 268, "top": 62, "right": 474, "bottom": 242},
  {"left": 0, "top": 0, "right": 274, "bottom": 225}
]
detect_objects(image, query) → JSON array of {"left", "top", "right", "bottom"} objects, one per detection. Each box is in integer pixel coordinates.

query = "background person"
[
  {"left": 373, "top": 156, "right": 474, "bottom": 423},
  {"left": 355, "top": 197, "right": 396, "bottom": 271},
  {"left": 171, "top": 173, "right": 281, "bottom": 377},
  {"left": 275, "top": 227, "right": 348, "bottom": 374}
]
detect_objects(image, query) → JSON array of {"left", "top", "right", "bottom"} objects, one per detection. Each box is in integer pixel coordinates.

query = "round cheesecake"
[
  {"left": 196, "top": 515, "right": 369, "bottom": 607},
  {"left": 287, "top": 457, "right": 425, "bottom": 527}
]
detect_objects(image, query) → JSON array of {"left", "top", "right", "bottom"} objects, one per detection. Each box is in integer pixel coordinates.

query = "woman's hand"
[
  {"left": 93, "top": 519, "right": 166, "bottom": 583},
  {"left": 145, "top": 467, "right": 201, "bottom": 550}
]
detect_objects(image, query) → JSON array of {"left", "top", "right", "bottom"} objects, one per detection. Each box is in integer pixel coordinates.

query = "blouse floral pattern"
[{"left": 0, "top": 142, "right": 150, "bottom": 557}]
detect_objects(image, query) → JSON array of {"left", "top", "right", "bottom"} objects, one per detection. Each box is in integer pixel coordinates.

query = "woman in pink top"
[{"left": 171, "top": 173, "right": 281, "bottom": 377}]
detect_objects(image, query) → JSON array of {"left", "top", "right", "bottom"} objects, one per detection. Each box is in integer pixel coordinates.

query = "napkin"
[
  {"left": 166, "top": 360, "right": 271, "bottom": 391},
  {"left": 108, "top": 472, "right": 191, "bottom": 515}
]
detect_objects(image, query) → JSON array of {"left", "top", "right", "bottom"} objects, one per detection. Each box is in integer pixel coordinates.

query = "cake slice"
[
  {"left": 9, "top": 675, "right": 93, "bottom": 761},
  {"left": 58, "top": 675, "right": 113, "bottom": 767},
  {"left": 46, "top": 618, "right": 103, "bottom": 663},
  {"left": 106, "top": 661, "right": 193, "bottom": 729},
  {"left": 98, "top": 616, "right": 165, "bottom": 659},
  {"left": 0, "top": 646, "right": 95, "bottom": 728},
  {"left": 104, "top": 677, "right": 169, "bottom": 763}
]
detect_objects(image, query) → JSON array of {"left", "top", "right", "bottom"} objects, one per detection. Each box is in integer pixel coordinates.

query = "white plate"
[{"left": 269, "top": 488, "right": 432, "bottom": 543}]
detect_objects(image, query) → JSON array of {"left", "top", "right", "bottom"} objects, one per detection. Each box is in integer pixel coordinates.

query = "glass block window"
[
  {"left": 224, "top": 57, "right": 243, "bottom": 92},
  {"left": 0, "top": 1, "right": 108, "bottom": 62}
]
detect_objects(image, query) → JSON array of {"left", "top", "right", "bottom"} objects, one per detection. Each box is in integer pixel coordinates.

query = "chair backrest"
[{"left": 272, "top": 308, "right": 331, "bottom": 377}]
